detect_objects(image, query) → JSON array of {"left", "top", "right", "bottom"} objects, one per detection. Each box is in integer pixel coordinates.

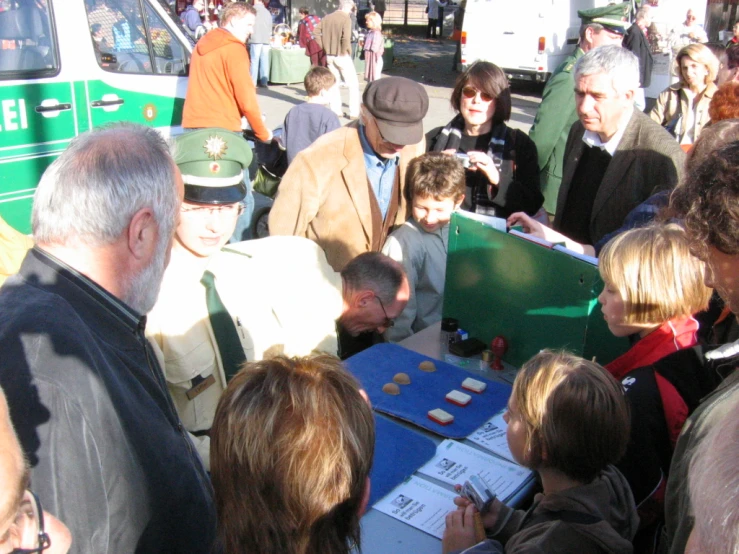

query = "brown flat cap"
[{"left": 362, "top": 77, "right": 429, "bottom": 145}]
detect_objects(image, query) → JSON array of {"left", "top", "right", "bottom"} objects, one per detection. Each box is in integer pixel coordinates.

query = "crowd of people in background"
[{"left": 1, "top": 0, "right": 739, "bottom": 553}]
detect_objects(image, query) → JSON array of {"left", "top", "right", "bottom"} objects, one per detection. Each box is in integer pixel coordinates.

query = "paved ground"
[{"left": 255, "top": 35, "right": 542, "bottom": 135}]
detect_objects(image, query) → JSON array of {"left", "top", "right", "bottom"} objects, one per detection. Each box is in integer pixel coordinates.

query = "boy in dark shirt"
[{"left": 284, "top": 67, "right": 341, "bottom": 165}]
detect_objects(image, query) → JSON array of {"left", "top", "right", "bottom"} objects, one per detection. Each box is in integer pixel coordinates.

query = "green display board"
[{"left": 443, "top": 212, "right": 629, "bottom": 368}]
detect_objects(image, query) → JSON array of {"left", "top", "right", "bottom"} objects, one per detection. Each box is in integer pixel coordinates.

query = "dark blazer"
[
  {"left": 623, "top": 24, "right": 654, "bottom": 88},
  {"left": 554, "top": 108, "right": 685, "bottom": 246}
]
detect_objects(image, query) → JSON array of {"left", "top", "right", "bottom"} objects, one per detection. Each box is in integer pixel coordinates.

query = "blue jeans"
[{"left": 249, "top": 43, "right": 270, "bottom": 86}]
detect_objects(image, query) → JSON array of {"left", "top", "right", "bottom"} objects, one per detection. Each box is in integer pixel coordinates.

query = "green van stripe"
[{"left": 73, "top": 80, "right": 90, "bottom": 132}]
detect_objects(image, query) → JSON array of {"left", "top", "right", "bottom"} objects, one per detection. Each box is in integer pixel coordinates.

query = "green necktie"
[{"left": 201, "top": 270, "right": 247, "bottom": 382}]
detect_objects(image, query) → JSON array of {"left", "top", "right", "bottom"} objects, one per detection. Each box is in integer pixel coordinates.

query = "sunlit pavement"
[{"left": 256, "top": 35, "right": 542, "bottom": 135}]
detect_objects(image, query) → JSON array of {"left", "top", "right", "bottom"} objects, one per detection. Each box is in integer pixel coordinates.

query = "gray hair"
[
  {"left": 341, "top": 252, "right": 405, "bottom": 305},
  {"left": 339, "top": 0, "right": 354, "bottom": 10},
  {"left": 688, "top": 393, "right": 739, "bottom": 553},
  {"left": 635, "top": 6, "right": 651, "bottom": 24},
  {"left": 32, "top": 124, "right": 179, "bottom": 248},
  {"left": 574, "top": 45, "right": 640, "bottom": 94},
  {"left": 579, "top": 22, "right": 605, "bottom": 43}
]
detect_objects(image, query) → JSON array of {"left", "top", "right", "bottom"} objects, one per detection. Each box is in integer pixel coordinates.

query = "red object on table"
[{"left": 490, "top": 336, "right": 508, "bottom": 370}]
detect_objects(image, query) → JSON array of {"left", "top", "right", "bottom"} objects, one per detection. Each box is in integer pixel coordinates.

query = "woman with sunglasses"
[{"left": 427, "top": 61, "right": 543, "bottom": 218}]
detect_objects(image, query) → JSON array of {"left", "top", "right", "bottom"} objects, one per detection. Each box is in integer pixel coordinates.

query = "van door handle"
[
  {"left": 503, "top": 31, "right": 514, "bottom": 34},
  {"left": 91, "top": 98, "right": 124, "bottom": 107},
  {"left": 34, "top": 103, "right": 72, "bottom": 113}
]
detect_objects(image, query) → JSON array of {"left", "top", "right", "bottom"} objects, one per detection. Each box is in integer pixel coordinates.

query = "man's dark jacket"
[
  {"left": 554, "top": 108, "right": 685, "bottom": 246},
  {"left": 0, "top": 248, "right": 216, "bottom": 553},
  {"left": 623, "top": 24, "right": 654, "bottom": 88}
]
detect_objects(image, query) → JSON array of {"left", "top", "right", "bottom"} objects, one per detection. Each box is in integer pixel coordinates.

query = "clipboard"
[{"left": 443, "top": 211, "right": 628, "bottom": 367}]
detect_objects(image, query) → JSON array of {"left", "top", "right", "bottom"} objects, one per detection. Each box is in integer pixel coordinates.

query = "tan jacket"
[
  {"left": 269, "top": 122, "right": 425, "bottom": 271},
  {"left": 146, "top": 236, "right": 344, "bottom": 468},
  {"left": 649, "top": 82, "right": 717, "bottom": 144},
  {"left": 314, "top": 9, "right": 352, "bottom": 56}
]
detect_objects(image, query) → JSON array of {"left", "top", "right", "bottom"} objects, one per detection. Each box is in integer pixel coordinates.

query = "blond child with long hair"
[
  {"left": 597, "top": 223, "right": 715, "bottom": 530},
  {"left": 363, "top": 11, "right": 384, "bottom": 82}
]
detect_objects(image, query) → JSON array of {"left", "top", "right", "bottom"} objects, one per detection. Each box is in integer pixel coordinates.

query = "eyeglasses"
[
  {"left": 180, "top": 203, "right": 245, "bottom": 218},
  {"left": 5, "top": 490, "right": 51, "bottom": 554},
  {"left": 374, "top": 295, "right": 395, "bottom": 328},
  {"left": 461, "top": 86, "right": 494, "bottom": 103}
]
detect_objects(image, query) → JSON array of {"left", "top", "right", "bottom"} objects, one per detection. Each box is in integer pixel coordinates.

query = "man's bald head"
[{"left": 339, "top": 253, "right": 410, "bottom": 336}]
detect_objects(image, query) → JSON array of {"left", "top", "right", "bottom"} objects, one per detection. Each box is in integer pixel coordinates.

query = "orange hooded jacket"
[{"left": 183, "top": 28, "right": 270, "bottom": 141}]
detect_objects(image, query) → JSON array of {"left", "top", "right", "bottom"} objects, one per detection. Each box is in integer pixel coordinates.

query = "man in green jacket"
[{"left": 529, "top": 16, "right": 626, "bottom": 215}]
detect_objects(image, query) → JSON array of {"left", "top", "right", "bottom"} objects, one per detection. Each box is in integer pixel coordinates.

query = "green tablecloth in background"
[
  {"left": 269, "top": 47, "right": 311, "bottom": 84},
  {"left": 353, "top": 38, "right": 394, "bottom": 73}
]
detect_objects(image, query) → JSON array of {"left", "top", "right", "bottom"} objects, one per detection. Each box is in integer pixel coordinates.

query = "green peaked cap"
[
  {"left": 174, "top": 128, "right": 253, "bottom": 204},
  {"left": 578, "top": 3, "right": 631, "bottom": 35}
]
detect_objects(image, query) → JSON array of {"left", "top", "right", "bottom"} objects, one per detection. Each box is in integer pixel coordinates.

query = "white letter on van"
[
  {"left": 19, "top": 99, "right": 27, "bottom": 129},
  {"left": 2, "top": 100, "right": 19, "bottom": 131}
]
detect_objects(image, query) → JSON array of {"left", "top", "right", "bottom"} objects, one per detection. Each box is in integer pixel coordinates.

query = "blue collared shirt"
[{"left": 358, "top": 124, "right": 399, "bottom": 219}]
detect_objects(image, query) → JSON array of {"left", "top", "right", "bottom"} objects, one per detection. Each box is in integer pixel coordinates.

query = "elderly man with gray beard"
[{"left": 0, "top": 124, "right": 216, "bottom": 554}]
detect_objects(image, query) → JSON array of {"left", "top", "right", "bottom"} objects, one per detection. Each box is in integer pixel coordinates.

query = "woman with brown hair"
[
  {"left": 649, "top": 43, "right": 719, "bottom": 146},
  {"left": 426, "top": 61, "right": 543, "bottom": 218},
  {"left": 210, "top": 354, "right": 375, "bottom": 554}
]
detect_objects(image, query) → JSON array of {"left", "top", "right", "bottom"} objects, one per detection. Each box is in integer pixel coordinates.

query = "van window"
[
  {"left": 145, "top": 3, "right": 188, "bottom": 75},
  {"left": 0, "top": 0, "right": 59, "bottom": 79},
  {"left": 86, "top": 0, "right": 188, "bottom": 75}
]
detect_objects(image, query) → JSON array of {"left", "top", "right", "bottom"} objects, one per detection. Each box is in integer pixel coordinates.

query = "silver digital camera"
[
  {"left": 461, "top": 474, "right": 496, "bottom": 514},
  {"left": 455, "top": 152, "right": 471, "bottom": 168}
]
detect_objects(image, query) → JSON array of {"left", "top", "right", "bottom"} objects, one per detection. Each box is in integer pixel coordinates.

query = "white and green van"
[{"left": 0, "top": 0, "right": 193, "bottom": 233}]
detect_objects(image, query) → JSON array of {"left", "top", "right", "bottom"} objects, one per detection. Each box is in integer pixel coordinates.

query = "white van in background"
[
  {"left": 459, "top": 0, "right": 616, "bottom": 83},
  {"left": 0, "top": 0, "right": 193, "bottom": 234}
]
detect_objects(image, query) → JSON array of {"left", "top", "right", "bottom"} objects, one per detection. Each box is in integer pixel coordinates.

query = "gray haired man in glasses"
[{"left": 148, "top": 129, "right": 409, "bottom": 468}]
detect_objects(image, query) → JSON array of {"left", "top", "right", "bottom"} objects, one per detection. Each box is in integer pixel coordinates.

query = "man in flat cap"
[
  {"left": 147, "top": 128, "right": 409, "bottom": 467},
  {"left": 269, "top": 76, "right": 429, "bottom": 272},
  {"left": 529, "top": 8, "right": 627, "bottom": 215}
]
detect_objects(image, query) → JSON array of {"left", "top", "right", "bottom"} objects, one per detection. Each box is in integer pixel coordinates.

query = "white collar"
[{"left": 581, "top": 108, "right": 633, "bottom": 156}]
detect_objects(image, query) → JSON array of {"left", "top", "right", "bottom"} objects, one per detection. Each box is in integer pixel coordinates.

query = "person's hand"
[
  {"left": 442, "top": 504, "right": 478, "bottom": 554},
  {"left": 467, "top": 150, "right": 500, "bottom": 185},
  {"left": 507, "top": 212, "right": 595, "bottom": 256},
  {"left": 507, "top": 212, "right": 547, "bottom": 239},
  {"left": 452, "top": 485, "right": 503, "bottom": 529}
]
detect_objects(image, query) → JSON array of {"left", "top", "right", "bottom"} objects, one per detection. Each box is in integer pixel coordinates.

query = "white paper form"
[
  {"left": 467, "top": 411, "right": 517, "bottom": 464},
  {"left": 417, "top": 440, "right": 532, "bottom": 503},
  {"left": 373, "top": 476, "right": 457, "bottom": 539}
]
